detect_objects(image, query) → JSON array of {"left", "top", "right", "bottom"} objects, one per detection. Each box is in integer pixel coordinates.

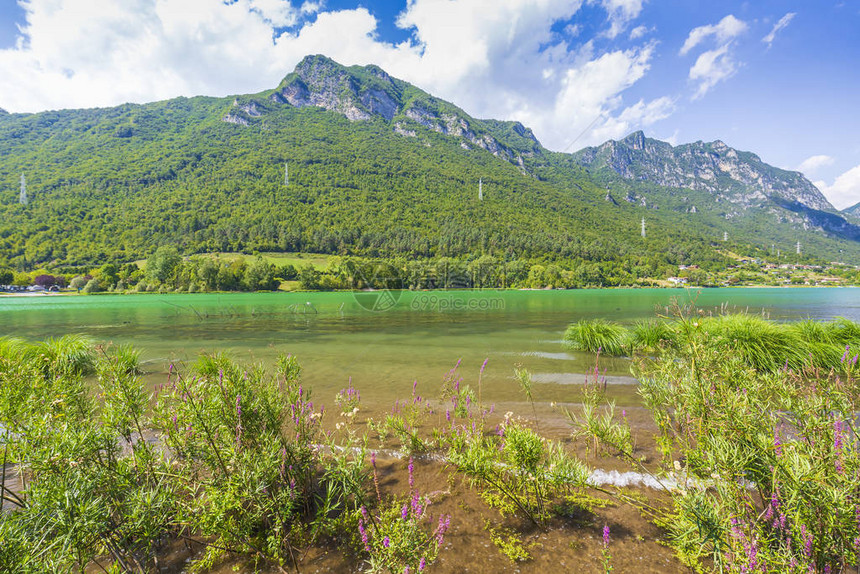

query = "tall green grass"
[
  {"left": 630, "top": 319, "right": 678, "bottom": 352},
  {"left": 699, "top": 314, "right": 808, "bottom": 372},
  {"left": 35, "top": 334, "right": 95, "bottom": 377},
  {"left": 1, "top": 334, "right": 95, "bottom": 378},
  {"left": 563, "top": 319, "right": 629, "bottom": 356},
  {"left": 563, "top": 313, "right": 860, "bottom": 373}
]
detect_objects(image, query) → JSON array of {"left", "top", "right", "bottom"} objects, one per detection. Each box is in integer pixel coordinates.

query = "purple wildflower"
[
  {"left": 419, "top": 557, "right": 427, "bottom": 571},
  {"left": 411, "top": 491, "right": 422, "bottom": 516},
  {"left": 402, "top": 504, "right": 409, "bottom": 521},
  {"left": 408, "top": 458, "right": 415, "bottom": 492},
  {"left": 435, "top": 514, "right": 451, "bottom": 544},
  {"left": 835, "top": 419, "right": 844, "bottom": 473},
  {"left": 602, "top": 525, "right": 610, "bottom": 547},
  {"left": 801, "top": 524, "right": 813, "bottom": 558},
  {"left": 382, "top": 536, "right": 390, "bottom": 548},
  {"left": 358, "top": 512, "right": 370, "bottom": 551}
]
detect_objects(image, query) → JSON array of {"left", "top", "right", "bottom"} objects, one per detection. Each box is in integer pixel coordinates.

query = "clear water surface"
[{"left": 1, "top": 288, "right": 857, "bottom": 408}]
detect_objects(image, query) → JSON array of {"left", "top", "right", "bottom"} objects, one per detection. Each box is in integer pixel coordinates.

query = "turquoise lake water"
[{"left": 1, "top": 288, "right": 857, "bottom": 407}]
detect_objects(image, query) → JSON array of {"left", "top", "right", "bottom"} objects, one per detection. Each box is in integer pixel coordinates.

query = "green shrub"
[{"left": 574, "top": 313, "right": 860, "bottom": 573}]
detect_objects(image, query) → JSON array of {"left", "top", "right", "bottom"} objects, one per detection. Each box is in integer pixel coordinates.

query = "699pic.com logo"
[{"left": 348, "top": 260, "right": 403, "bottom": 312}]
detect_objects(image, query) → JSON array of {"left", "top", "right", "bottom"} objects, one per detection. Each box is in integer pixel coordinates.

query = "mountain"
[
  {"left": 844, "top": 202, "right": 860, "bottom": 219},
  {"left": 572, "top": 131, "right": 860, "bottom": 256},
  {"left": 261, "top": 55, "right": 542, "bottom": 164},
  {"left": 573, "top": 131, "right": 832, "bottom": 210},
  {"left": 0, "top": 55, "right": 856, "bottom": 273}
]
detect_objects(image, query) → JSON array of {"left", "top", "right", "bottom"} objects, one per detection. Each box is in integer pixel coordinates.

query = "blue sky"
[{"left": 0, "top": 0, "right": 858, "bottom": 208}]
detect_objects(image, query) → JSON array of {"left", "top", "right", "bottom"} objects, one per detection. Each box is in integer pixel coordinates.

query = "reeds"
[
  {"left": 563, "top": 319, "right": 629, "bottom": 356},
  {"left": 630, "top": 319, "right": 678, "bottom": 352},
  {"left": 563, "top": 313, "right": 860, "bottom": 373}
]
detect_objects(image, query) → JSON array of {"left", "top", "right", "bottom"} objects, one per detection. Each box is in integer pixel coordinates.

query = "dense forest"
[{"left": 0, "top": 57, "right": 852, "bottom": 278}]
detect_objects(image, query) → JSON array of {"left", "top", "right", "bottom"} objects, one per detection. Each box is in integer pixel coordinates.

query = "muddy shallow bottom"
[{"left": 92, "top": 402, "right": 687, "bottom": 574}]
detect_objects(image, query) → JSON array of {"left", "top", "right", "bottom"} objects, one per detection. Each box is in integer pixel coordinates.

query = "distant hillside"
[
  {"left": 572, "top": 131, "right": 860, "bottom": 259},
  {"left": 0, "top": 55, "right": 856, "bottom": 272},
  {"left": 844, "top": 202, "right": 860, "bottom": 219}
]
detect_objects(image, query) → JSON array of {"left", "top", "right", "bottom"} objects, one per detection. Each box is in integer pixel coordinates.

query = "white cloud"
[
  {"left": 680, "top": 14, "right": 747, "bottom": 56},
  {"left": 524, "top": 42, "right": 660, "bottom": 150},
  {"left": 617, "top": 96, "right": 675, "bottom": 125},
  {"left": 661, "top": 129, "right": 680, "bottom": 146},
  {"left": 689, "top": 44, "right": 738, "bottom": 99},
  {"left": 815, "top": 164, "right": 860, "bottom": 210},
  {"left": 577, "top": 94, "right": 673, "bottom": 146},
  {"left": 797, "top": 154, "right": 835, "bottom": 175},
  {"left": 565, "top": 23, "right": 582, "bottom": 37},
  {"left": 628, "top": 25, "right": 649, "bottom": 40},
  {"left": 679, "top": 14, "right": 746, "bottom": 98},
  {"left": 762, "top": 12, "right": 796, "bottom": 48},
  {"left": 0, "top": 0, "right": 670, "bottom": 151},
  {"left": 249, "top": 0, "right": 298, "bottom": 27},
  {"left": 591, "top": 0, "right": 644, "bottom": 39},
  {"left": 300, "top": 1, "right": 323, "bottom": 15}
]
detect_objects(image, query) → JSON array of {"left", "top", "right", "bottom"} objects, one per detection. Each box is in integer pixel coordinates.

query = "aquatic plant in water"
[{"left": 563, "top": 319, "right": 629, "bottom": 356}]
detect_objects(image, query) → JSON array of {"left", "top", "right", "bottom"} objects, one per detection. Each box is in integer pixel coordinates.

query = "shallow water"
[{"left": 1, "top": 288, "right": 858, "bottom": 408}]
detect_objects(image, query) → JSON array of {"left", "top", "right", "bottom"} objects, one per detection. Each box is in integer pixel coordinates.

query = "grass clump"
[
  {"left": 698, "top": 314, "right": 807, "bottom": 372},
  {"left": 630, "top": 319, "right": 678, "bottom": 353},
  {"left": 448, "top": 418, "right": 591, "bottom": 527},
  {"left": 35, "top": 334, "right": 95, "bottom": 378},
  {"left": 563, "top": 313, "right": 860, "bottom": 373},
  {"left": 563, "top": 319, "right": 629, "bottom": 356}
]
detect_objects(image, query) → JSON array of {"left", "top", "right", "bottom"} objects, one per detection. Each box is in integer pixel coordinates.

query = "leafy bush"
[
  {"left": 153, "top": 354, "right": 371, "bottom": 570},
  {"left": 573, "top": 312, "right": 860, "bottom": 573},
  {"left": 0, "top": 342, "right": 176, "bottom": 573},
  {"left": 448, "top": 420, "right": 590, "bottom": 526}
]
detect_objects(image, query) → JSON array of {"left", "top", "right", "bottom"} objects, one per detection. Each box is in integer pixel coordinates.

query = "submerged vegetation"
[{"left": 2, "top": 311, "right": 860, "bottom": 572}]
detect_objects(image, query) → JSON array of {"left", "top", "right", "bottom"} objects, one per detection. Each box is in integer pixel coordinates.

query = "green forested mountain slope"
[{"left": 0, "top": 55, "right": 855, "bottom": 271}]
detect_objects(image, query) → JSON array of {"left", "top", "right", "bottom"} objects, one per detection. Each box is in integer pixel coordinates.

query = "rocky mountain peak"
[
  {"left": 622, "top": 130, "right": 646, "bottom": 150},
  {"left": 270, "top": 54, "right": 401, "bottom": 121},
  {"left": 249, "top": 56, "right": 541, "bottom": 166},
  {"left": 574, "top": 132, "right": 834, "bottom": 213},
  {"left": 844, "top": 202, "right": 860, "bottom": 219}
]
